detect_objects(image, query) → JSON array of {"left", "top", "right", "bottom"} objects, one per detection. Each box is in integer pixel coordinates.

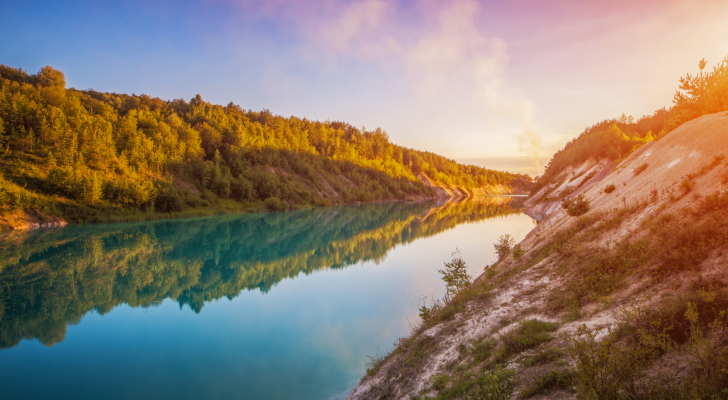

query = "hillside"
[
  {"left": 350, "top": 112, "right": 728, "bottom": 399},
  {"left": 532, "top": 55, "right": 728, "bottom": 197},
  {"left": 0, "top": 65, "right": 531, "bottom": 231}
]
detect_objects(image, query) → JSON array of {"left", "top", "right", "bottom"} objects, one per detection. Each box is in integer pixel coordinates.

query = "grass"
[
  {"left": 522, "top": 346, "right": 565, "bottom": 367},
  {"left": 431, "top": 367, "right": 515, "bottom": 400},
  {"left": 495, "top": 320, "right": 560, "bottom": 363},
  {"left": 519, "top": 369, "right": 574, "bottom": 398}
]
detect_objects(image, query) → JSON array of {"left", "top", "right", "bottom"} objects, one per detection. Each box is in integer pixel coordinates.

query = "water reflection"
[{"left": 0, "top": 197, "right": 523, "bottom": 350}]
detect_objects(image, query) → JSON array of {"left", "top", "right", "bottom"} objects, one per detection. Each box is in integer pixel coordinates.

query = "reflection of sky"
[{"left": 0, "top": 213, "right": 534, "bottom": 400}]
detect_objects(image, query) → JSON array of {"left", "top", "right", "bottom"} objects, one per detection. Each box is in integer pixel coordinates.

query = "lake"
[{"left": 0, "top": 197, "right": 535, "bottom": 400}]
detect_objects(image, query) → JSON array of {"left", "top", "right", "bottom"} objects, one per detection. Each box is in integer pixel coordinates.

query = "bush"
[
  {"left": 568, "top": 325, "right": 652, "bottom": 400},
  {"left": 264, "top": 196, "right": 289, "bottom": 212},
  {"left": 438, "top": 249, "right": 472, "bottom": 299},
  {"left": 418, "top": 296, "right": 443, "bottom": 323},
  {"left": 433, "top": 367, "right": 514, "bottom": 399},
  {"left": 498, "top": 319, "right": 559, "bottom": 360},
  {"left": 634, "top": 163, "right": 648, "bottom": 175},
  {"left": 494, "top": 234, "right": 516, "bottom": 259},
  {"left": 562, "top": 194, "right": 590, "bottom": 216},
  {"left": 154, "top": 183, "right": 184, "bottom": 213},
  {"left": 604, "top": 184, "right": 616, "bottom": 194},
  {"left": 512, "top": 244, "right": 525, "bottom": 260},
  {"left": 520, "top": 370, "right": 574, "bottom": 398}
]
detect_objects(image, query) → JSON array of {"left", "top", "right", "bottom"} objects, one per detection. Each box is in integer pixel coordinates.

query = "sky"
[{"left": 2, "top": 0, "right": 728, "bottom": 177}]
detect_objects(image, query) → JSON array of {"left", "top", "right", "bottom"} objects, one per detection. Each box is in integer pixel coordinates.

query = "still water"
[{"left": 0, "top": 197, "right": 535, "bottom": 400}]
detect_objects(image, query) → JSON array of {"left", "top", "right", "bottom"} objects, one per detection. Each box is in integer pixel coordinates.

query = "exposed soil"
[{"left": 350, "top": 111, "right": 728, "bottom": 400}]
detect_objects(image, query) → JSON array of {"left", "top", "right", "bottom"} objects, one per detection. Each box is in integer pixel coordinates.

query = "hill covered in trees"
[
  {"left": 534, "top": 55, "right": 728, "bottom": 192},
  {"left": 0, "top": 65, "right": 531, "bottom": 228}
]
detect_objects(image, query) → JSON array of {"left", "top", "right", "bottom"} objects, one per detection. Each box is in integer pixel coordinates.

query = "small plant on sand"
[
  {"left": 562, "top": 194, "right": 590, "bottom": 216},
  {"left": 438, "top": 249, "right": 472, "bottom": 300},
  {"left": 520, "top": 369, "right": 574, "bottom": 398},
  {"left": 634, "top": 163, "right": 648, "bottom": 175},
  {"left": 604, "top": 184, "right": 616, "bottom": 194},
  {"left": 418, "top": 295, "right": 443, "bottom": 323},
  {"left": 494, "top": 234, "right": 516, "bottom": 259},
  {"left": 680, "top": 178, "right": 694, "bottom": 194},
  {"left": 512, "top": 244, "right": 525, "bottom": 260}
]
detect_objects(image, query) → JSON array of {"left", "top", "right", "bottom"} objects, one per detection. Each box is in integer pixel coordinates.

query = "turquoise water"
[{"left": 0, "top": 198, "right": 535, "bottom": 400}]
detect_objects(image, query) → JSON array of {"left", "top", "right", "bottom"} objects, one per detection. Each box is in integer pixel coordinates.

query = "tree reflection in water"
[{"left": 0, "top": 197, "right": 523, "bottom": 349}]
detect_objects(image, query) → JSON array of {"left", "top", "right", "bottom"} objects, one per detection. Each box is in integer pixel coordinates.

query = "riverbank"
[{"left": 350, "top": 112, "right": 728, "bottom": 399}]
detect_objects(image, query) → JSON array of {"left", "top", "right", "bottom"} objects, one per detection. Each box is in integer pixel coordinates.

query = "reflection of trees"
[{"left": 0, "top": 198, "right": 523, "bottom": 349}]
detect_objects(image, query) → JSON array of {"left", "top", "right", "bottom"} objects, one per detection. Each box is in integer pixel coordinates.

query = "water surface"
[{"left": 0, "top": 197, "right": 534, "bottom": 399}]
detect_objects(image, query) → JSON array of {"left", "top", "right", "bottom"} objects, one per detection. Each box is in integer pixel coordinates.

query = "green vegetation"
[
  {"left": 496, "top": 320, "right": 560, "bottom": 363},
  {"left": 0, "top": 64, "right": 531, "bottom": 226},
  {"left": 438, "top": 249, "right": 473, "bottom": 300},
  {"left": 430, "top": 367, "right": 514, "bottom": 400},
  {"left": 493, "top": 234, "right": 516, "bottom": 259},
  {"left": 561, "top": 193, "right": 590, "bottom": 217},
  {"left": 534, "top": 55, "right": 728, "bottom": 192},
  {"left": 519, "top": 369, "right": 574, "bottom": 398},
  {"left": 569, "top": 286, "right": 728, "bottom": 399}
]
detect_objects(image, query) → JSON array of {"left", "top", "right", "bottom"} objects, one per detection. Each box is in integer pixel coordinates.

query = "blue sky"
[{"left": 3, "top": 0, "right": 728, "bottom": 176}]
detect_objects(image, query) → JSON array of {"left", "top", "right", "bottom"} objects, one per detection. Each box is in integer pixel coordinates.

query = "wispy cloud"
[{"left": 266, "top": 0, "right": 545, "bottom": 168}]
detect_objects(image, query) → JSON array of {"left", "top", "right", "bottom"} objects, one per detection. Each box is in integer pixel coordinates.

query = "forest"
[
  {"left": 0, "top": 65, "right": 531, "bottom": 224},
  {"left": 534, "top": 55, "right": 728, "bottom": 190}
]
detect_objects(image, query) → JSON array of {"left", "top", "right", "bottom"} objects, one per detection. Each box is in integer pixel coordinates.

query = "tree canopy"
[{"left": 0, "top": 64, "right": 530, "bottom": 222}]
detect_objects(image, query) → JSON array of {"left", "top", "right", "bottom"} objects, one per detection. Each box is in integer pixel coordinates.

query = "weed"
[
  {"left": 471, "top": 337, "right": 496, "bottom": 363},
  {"left": 634, "top": 163, "right": 649, "bottom": 175},
  {"left": 519, "top": 369, "right": 574, "bottom": 398},
  {"left": 568, "top": 325, "right": 653, "bottom": 400},
  {"left": 438, "top": 249, "right": 472, "bottom": 300},
  {"left": 680, "top": 178, "right": 694, "bottom": 194},
  {"left": 496, "top": 320, "right": 559, "bottom": 363},
  {"left": 604, "top": 184, "right": 616, "bottom": 194},
  {"left": 561, "top": 194, "right": 590, "bottom": 217},
  {"left": 433, "top": 367, "right": 514, "bottom": 400},
  {"left": 523, "top": 346, "right": 564, "bottom": 367},
  {"left": 418, "top": 296, "right": 443, "bottom": 323},
  {"left": 365, "top": 349, "right": 389, "bottom": 377},
  {"left": 494, "top": 234, "right": 516, "bottom": 259},
  {"left": 512, "top": 244, "right": 525, "bottom": 260}
]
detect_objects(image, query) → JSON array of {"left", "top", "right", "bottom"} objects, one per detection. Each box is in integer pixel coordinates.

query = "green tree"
[{"left": 438, "top": 249, "right": 472, "bottom": 299}]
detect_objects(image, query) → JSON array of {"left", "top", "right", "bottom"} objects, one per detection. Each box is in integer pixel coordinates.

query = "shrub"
[
  {"left": 154, "top": 183, "right": 184, "bottom": 213},
  {"left": 472, "top": 337, "right": 496, "bottom": 363},
  {"left": 523, "top": 346, "right": 564, "bottom": 367},
  {"left": 634, "top": 163, "right": 648, "bottom": 175},
  {"left": 494, "top": 234, "right": 516, "bottom": 259},
  {"left": 680, "top": 178, "right": 694, "bottom": 194},
  {"left": 264, "top": 197, "right": 289, "bottom": 212},
  {"left": 520, "top": 369, "right": 574, "bottom": 398},
  {"left": 512, "top": 244, "right": 525, "bottom": 260},
  {"left": 498, "top": 319, "right": 559, "bottom": 360},
  {"left": 604, "top": 184, "right": 616, "bottom": 194},
  {"left": 418, "top": 296, "right": 443, "bottom": 323},
  {"left": 568, "top": 325, "right": 653, "bottom": 400},
  {"left": 433, "top": 367, "right": 514, "bottom": 399},
  {"left": 438, "top": 249, "right": 472, "bottom": 299},
  {"left": 562, "top": 194, "right": 590, "bottom": 216}
]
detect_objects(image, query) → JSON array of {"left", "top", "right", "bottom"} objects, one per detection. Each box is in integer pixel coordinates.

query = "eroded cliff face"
[
  {"left": 351, "top": 111, "right": 728, "bottom": 400},
  {"left": 417, "top": 172, "right": 531, "bottom": 199}
]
